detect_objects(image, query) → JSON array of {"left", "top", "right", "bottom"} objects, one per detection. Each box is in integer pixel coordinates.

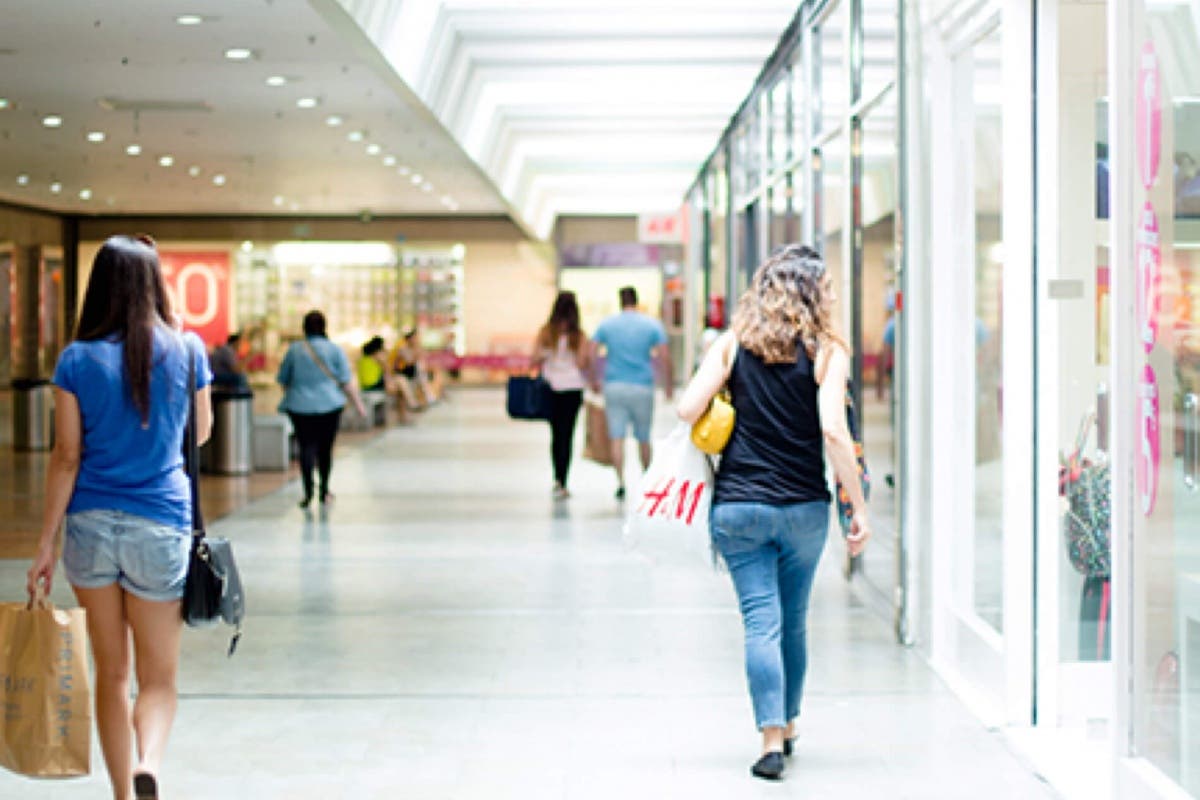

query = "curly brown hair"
[{"left": 732, "top": 243, "right": 847, "bottom": 364}]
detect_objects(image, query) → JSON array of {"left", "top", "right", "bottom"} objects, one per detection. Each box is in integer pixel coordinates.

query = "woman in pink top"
[{"left": 531, "top": 291, "right": 592, "bottom": 499}]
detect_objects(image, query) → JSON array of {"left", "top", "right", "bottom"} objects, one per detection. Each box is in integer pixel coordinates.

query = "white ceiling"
[
  {"left": 331, "top": 0, "right": 803, "bottom": 236},
  {"left": 0, "top": 0, "right": 510, "bottom": 218},
  {"left": 0, "top": 0, "right": 802, "bottom": 237}
]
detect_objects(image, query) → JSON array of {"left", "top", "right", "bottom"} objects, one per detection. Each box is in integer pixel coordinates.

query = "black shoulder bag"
[{"left": 182, "top": 344, "right": 245, "bottom": 656}]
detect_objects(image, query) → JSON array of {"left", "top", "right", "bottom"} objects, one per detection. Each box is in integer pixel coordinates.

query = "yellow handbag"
[
  {"left": 691, "top": 338, "right": 737, "bottom": 455},
  {"left": 691, "top": 388, "right": 734, "bottom": 454}
]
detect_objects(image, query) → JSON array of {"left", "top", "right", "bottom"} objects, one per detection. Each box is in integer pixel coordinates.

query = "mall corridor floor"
[{"left": 0, "top": 390, "right": 1057, "bottom": 800}]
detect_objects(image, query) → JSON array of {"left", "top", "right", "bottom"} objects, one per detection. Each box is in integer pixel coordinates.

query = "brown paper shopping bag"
[
  {"left": 0, "top": 595, "right": 91, "bottom": 777},
  {"left": 583, "top": 395, "right": 614, "bottom": 466}
]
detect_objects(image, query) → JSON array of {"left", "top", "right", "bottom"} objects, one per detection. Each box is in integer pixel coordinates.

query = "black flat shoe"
[
  {"left": 133, "top": 771, "right": 158, "bottom": 799},
  {"left": 751, "top": 751, "right": 785, "bottom": 780},
  {"left": 298, "top": 496, "right": 313, "bottom": 509},
  {"left": 783, "top": 737, "right": 796, "bottom": 757}
]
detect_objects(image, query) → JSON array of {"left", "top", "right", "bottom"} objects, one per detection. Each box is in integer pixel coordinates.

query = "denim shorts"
[
  {"left": 62, "top": 509, "right": 191, "bottom": 602},
  {"left": 604, "top": 382, "right": 656, "bottom": 442}
]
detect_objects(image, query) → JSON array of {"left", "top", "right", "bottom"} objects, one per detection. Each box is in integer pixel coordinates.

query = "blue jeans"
[{"left": 710, "top": 500, "right": 828, "bottom": 729}]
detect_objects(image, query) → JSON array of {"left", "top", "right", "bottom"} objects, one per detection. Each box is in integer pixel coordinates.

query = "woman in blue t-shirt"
[
  {"left": 26, "top": 235, "right": 213, "bottom": 800},
  {"left": 677, "top": 244, "right": 871, "bottom": 781}
]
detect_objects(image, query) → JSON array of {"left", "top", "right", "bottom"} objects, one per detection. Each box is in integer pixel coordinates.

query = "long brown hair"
[
  {"left": 732, "top": 243, "right": 847, "bottom": 364},
  {"left": 74, "top": 235, "right": 172, "bottom": 424},
  {"left": 538, "top": 291, "right": 584, "bottom": 352}
]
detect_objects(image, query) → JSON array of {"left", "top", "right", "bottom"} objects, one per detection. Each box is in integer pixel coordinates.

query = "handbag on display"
[
  {"left": 506, "top": 375, "right": 551, "bottom": 420},
  {"left": 1060, "top": 412, "right": 1111, "bottom": 578},
  {"left": 834, "top": 384, "right": 871, "bottom": 536},
  {"left": 181, "top": 346, "right": 245, "bottom": 656},
  {"left": 690, "top": 340, "right": 737, "bottom": 455}
]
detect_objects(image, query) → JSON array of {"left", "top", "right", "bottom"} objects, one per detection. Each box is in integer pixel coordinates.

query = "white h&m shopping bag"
[{"left": 623, "top": 423, "right": 714, "bottom": 566}]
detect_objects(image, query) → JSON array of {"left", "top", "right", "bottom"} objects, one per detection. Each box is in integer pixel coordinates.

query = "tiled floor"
[{"left": 0, "top": 389, "right": 1058, "bottom": 799}]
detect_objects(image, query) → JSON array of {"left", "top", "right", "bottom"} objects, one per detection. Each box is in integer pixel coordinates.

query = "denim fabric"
[
  {"left": 62, "top": 509, "right": 191, "bottom": 602},
  {"left": 710, "top": 500, "right": 828, "bottom": 729}
]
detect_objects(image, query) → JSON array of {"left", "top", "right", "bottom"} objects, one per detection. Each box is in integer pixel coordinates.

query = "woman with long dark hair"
[
  {"left": 530, "top": 291, "right": 592, "bottom": 499},
  {"left": 26, "top": 235, "right": 213, "bottom": 800},
  {"left": 677, "top": 244, "right": 871, "bottom": 781},
  {"left": 277, "top": 310, "right": 366, "bottom": 508}
]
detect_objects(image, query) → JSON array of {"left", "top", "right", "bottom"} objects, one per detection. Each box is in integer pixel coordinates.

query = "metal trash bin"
[
  {"left": 204, "top": 388, "right": 253, "bottom": 475},
  {"left": 12, "top": 378, "right": 54, "bottom": 451}
]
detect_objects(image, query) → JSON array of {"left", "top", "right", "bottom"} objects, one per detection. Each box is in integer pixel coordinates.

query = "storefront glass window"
[
  {"left": 862, "top": 0, "right": 898, "bottom": 101},
  {"left": 972, "top": 26, "right": 1005, "bottom": 633},
  {"left": 856, "top": 90, "right": 900, "bottom": 611},
  {"left": 1040, "top": 0, "right": 1113, "bottom": 745},
  {"left": 817, "top": 1, "right": 848, "bottom": 137},
  {"left": 1130, "top": 4, "right": 1200, "bottom": 791},
  {"left": 707, "top": 155, "right": 729, "bottom": 327}
]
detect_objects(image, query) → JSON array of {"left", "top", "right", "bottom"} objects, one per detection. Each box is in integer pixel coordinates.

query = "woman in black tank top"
[{"left": 677, "top": 244, "right": 871, "bottom": 781}]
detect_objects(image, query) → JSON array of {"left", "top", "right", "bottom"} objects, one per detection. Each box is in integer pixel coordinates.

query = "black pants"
[
  {"left": 288, "top": 409, "right": 343, "bottom": 500},
  {"left": 547, "top": 389, "right": 583, "bottom": 486}
]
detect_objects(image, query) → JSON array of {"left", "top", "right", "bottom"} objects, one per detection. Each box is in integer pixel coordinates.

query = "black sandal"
[{"left": 134, "top": 771, "right": 158, "bottom": 799}]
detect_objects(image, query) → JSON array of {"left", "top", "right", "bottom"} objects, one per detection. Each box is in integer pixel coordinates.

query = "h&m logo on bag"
[{"left": 637, "top": 477, "right": 707, "bottom": 525}]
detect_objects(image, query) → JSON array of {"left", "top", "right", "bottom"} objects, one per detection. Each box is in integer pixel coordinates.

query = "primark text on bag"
[{"left": 0, "top": 593, "right": 91, "bottom": 778}]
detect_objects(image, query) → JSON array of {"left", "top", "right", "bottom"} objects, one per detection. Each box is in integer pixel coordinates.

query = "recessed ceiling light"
[
  {"left": 126, "top": 144, "right": 142, "bottom": 156},
  {"left": 79, "top": 188, "right": 92, "bottom": 200},
  {"left": 441, "top": 195, "right": 455, "bottom": 205},
  {"left": 42, "top": 115, "right": 63, "bottom": 128},
  {"left": 49, "top": 182, "right": 62, "bottom": 194},
  {"left": 159, "top": 155, "right": 175, "bottom": 167},
  {"left": 0, "top": 99, "right": 10, "bottom": 110},
  {"left": 16, "top": 174, "right": 29, "bottom": 186},
  {"left": 212, "top": 174, "right": 227, "bottom": 186},
  {"left": 224, "top": 48, "right": 253, "bottom": 61},
  {"left": 398, "top": 166, "right": 411, "bottom": 176},
  {"left": 273, "top": 195, "right": 284, "bottom": 206},
  {"left": 265, "top": 76, "right": 287, "bottom": 87},
  {"left": 176, "top": 14, "right": 204, "bottom": 25},
  {"left": 325, "top": 115, "right": 343, "bottom": 127},
  {"left": 86, "top": 131, "right": 105, "bottom": 143},
  {"left": 296, "top": 97, "right": 318, "bottom": 109},
  {"left": 289, "top": 202, "right": 300, "bottom": 211},
  {"left": 240, "top": 240, "right": 253, "bottom": 253},
  {"left": 410, "top": 174, "right": 423, "bottom": 185},
  {"left": 188, "top": 166, "right": 201, "bottom": 177},
  {"left": 347, "top": 130, "right": 364, "bottom": 143},
  {"left": 421, "top": 182, "right": 433, "bottom": 192},
  {"left": 382, "top": 155, "right": 396, "bottom": 167},
  {"left": 365, "top": 144, "right": 381, "bottom": 156}
]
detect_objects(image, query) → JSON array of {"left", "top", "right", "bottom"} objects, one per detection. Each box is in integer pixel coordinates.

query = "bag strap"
[
  {"left": 185, "top": 340, "right": 206, "bottom": 538},
  {"left": 302, "top": 339, "right": 346, "bottom": 395}
]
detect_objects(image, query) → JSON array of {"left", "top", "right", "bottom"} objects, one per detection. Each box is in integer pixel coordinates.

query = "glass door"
[{"left": 1121, "top": 3, "right": 1200, "bottom": 792}]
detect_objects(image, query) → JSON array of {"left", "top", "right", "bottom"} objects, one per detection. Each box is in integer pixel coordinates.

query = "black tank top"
[{"left": 713, "top": 343, "right": 831, "bottom": 506}]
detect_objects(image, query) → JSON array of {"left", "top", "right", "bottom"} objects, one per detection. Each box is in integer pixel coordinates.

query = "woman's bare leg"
[
  {"left": 73, "top": 584, "right": 133, "bottom": 800},
  {"left": 124, "top": 594, "right": 183, "bottom": 780}
]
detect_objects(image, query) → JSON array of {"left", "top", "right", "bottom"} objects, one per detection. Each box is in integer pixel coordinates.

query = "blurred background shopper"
[
  {"left": 677, "top": 244, "right": 871, "bottom": 781},
  {"left": 277, "top": 310, "right": 366, "bottom": 508},
  {"left": 592, "top": 286, "right": 672, "bottom": 499},
  {"left": 530, "top": 291, "right": 591, "bottom": 499},
  {"left": 25, "top": 235, "right": 213, "bottom": 800}
]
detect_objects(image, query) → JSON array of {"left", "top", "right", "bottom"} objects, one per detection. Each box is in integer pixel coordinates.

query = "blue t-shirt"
[
  {"left": 276, "top": 336, "right": 352, "bottom": 414},
  {"left": 593, "top": 310, "right": 667, "bottom": 387},
  {"left": 53, "top": 329, "right": 213, "bottom": 530}
]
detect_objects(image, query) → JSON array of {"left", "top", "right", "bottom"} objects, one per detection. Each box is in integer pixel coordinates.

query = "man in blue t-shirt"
[{"left": 592, "top": 286, "right": 672, "bottom": 499}]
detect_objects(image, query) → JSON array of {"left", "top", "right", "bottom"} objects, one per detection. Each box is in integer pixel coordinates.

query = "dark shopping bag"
[
  {"left": 506, "top": 376, "right": 551, "bottom": 420},
  {"left": 0, "top": 593, "right": 91, "bottom": 777}
]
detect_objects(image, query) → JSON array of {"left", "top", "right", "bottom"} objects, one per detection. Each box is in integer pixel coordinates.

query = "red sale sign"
[{"left": 158, "top": 251, "right": 230, "bottom": 346}]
